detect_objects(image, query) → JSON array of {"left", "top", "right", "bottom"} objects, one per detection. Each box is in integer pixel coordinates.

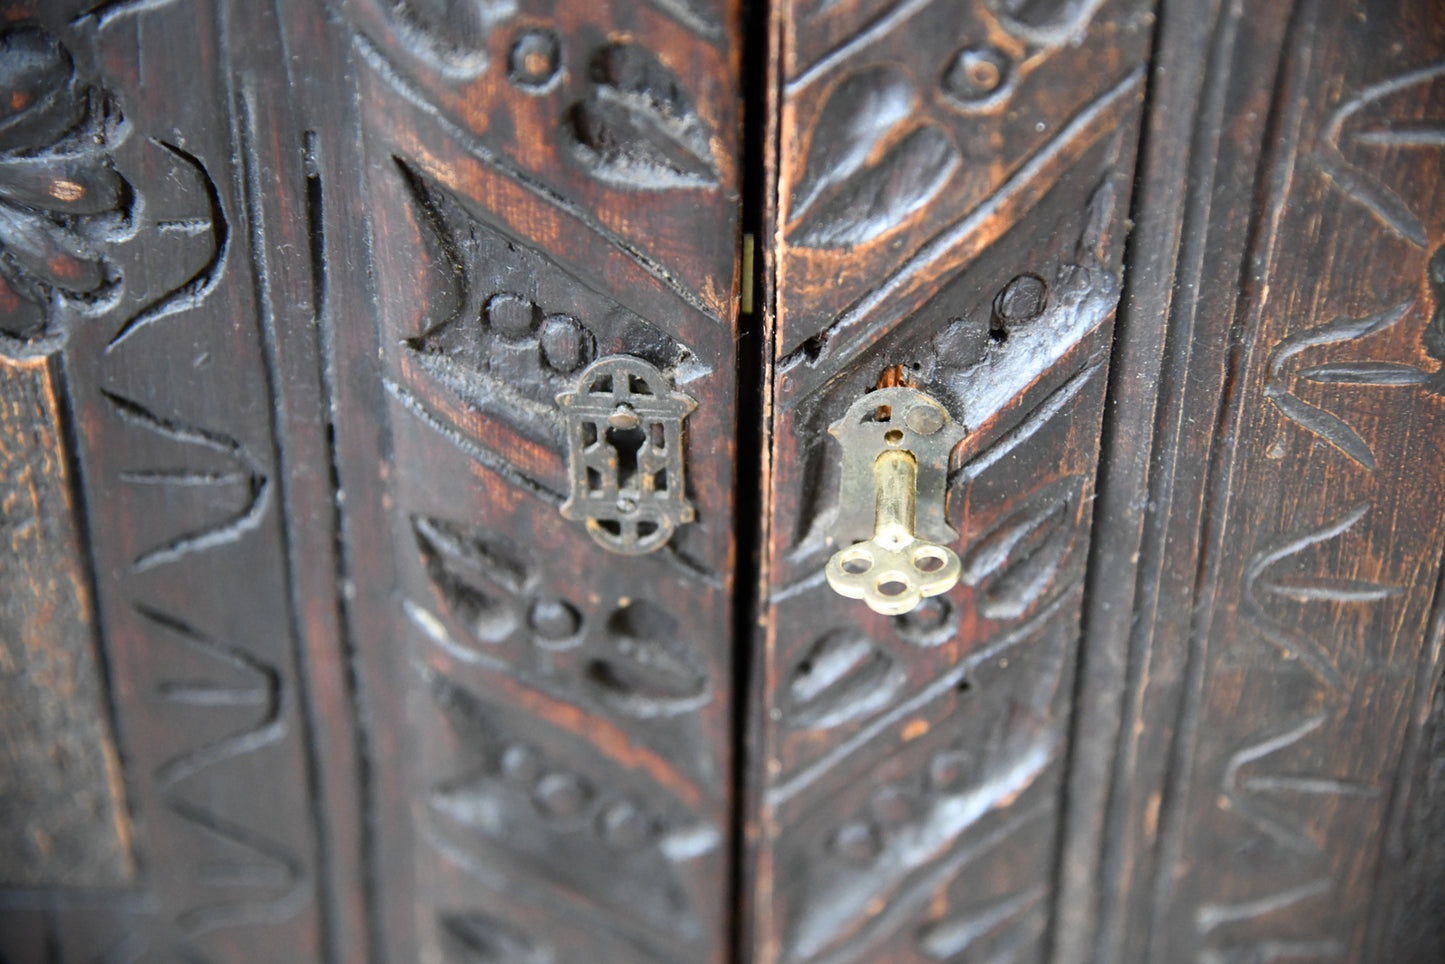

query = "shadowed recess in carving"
[
  {"left": 988, "top": 0, "right": 1106, "bottom": 47},
  {"left": 952, "top": 362, "right": 1101, "bottom": 484},
  {"left": 1263, "top": 301, "right": 1442, "bottom": 471},
  {"left": 784, "top": 621, "right": 1071, "bottom": 961},
  {"left": 1242, "top": 504, "right": 1403, "bottom": 689},
  {"left": 891, "top": 595, "right": 959, "bottom": 648},
  {"left": 105, "top": 140, "right": 227, "bottom": 351},
  {"left": 915, "top": 884, "right": 1045, "bottom": 961},
  {"left": 641, "top": 0, "right": 724, "bottom": 41},
  {"left": 566, "top": 44, "right": 720, "bottom": 190},
  {"left": 397, "top": 160, "right": 703, "bottom": 452},
  {"left": 785, "top": 629, "right": 907, "bottom": 730},
  {"left": 414, "top": 515, "right": 533, "bottom": 645},
  {"left": 384, "top": 0, "right": 518, "bottom": 77},
  {"left": 424, "top": 670, "right": 711, "bottom": 943},
  {"left": 440, "top": 911, "right": 555, "bottom": 964},
  {"left": 104, "top": 391, "right": 270, "bottom": 571},
  {"left": 73, "top": 0, "right": 189, "bottom": 27},
  {"left": 348, "top": 35, "right": 724, "bottom": 325},
  {"left": 0, "top": 26, "right": 134, "bottom": 348},
  {"left": 135, "top": 604, "right": 305, "bottom": 937},
  {"left": 960, "top": 474, "right": 1084, "bottom": 621},
  {"left": 784, "top": 209, "right": 1112, "bottom": 560},
  {"left": 1315, "top": 60, "right": 1445, "bottom": 249},
  {"left": 778, "top": 75, "right": 1137, "bottom": 370},
  {"left": 1196, "top": 877, "right": 1337, "bottom": 940},
  {"left": 787, "top": 67, "right": 959, "bottom": 249},
  {"left": 1220, "top": 713, "right": 1377, "bottom": 857},
  {"left": 585, "top": 599, "right": 712, "bottom": 717}
]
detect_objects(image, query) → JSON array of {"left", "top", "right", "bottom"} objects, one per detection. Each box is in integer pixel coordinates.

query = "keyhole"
[{"left": 607, "top": 424, "right": 646, "bottom": 491}]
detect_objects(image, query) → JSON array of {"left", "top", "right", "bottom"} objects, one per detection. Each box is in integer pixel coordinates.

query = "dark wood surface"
[
  {"left": 0, "top": 0, "right": 1442, "bottom": 962},
  {"left": 0, "top": 0, "right": 742, "bottom": 961},
  {"left": 746, "top": 0, "right": 1153, "bottom": 961}
]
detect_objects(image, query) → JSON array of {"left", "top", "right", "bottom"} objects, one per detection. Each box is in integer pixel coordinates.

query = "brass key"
[{"left": 825, "top": 447, "right": 962, "bottom": 615}]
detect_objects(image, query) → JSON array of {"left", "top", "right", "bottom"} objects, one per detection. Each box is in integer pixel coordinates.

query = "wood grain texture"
[
  {"left": 0, "top": 3, "right": 334, "bottom": 959},
  {"left": 310, "top": 0, "right": 744, "bottom": 960},
  {"left": 749, "top": 0, "right": 1155, "bottom": 960},
  {"left": 0, "top": 352, "right": 131, "bottom": 889},
  {"left": 1084, "top": 1, "right": 1445, "bottom": 961}
]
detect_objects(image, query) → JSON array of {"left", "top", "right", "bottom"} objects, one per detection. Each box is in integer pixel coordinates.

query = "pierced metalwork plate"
[{"left": 557, "top": 355, "right": 697, "bottom": 554}]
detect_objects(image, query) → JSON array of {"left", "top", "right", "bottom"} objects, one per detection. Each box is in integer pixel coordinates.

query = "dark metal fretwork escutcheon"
[{"left": 557, "top": 355, "right": 697, "bottom": 554}]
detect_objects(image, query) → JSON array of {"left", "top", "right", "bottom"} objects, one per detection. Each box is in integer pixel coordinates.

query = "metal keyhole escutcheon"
[{"left": 557, "top": 355, "right": 697, "bottom": 554}]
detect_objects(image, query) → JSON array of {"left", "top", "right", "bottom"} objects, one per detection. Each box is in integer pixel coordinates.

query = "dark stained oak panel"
[
  {"left": 0, "top": 353, "right": 131, "bottom": 890},
  {"left": 1077, "top": 1, "right": 1445, "bottom": 962},
  {"left": 311, "top": 0, "right": 745, "bottom": 960},
  {"left": 749, "top": 0, "right": 1155, "bottom": 961}
]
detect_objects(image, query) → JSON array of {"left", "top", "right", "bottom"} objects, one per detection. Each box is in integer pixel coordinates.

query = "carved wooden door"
[{"left": 2, "top": 0, "right": 1444, "bottom": 963}]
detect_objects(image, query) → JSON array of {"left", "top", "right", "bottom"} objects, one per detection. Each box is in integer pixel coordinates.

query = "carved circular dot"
[
  {"left": 533, "top": 771, "right": 593, "bottom": 818},
  {"left": 597, "top": 799, "right": 652, "bottom": 849},
  {"left": 539, "top": 313, "right": 595, "bottom": 373},
  {"left": 499, "top": 743, "right": 540, "bottom": 784},
  {"left": 993, "top": 274, "right": 1048, "bottom": 328},
  {"left": 892, "top": 595, "right": 956, "bottom": 648},
  {"left": 883, "top": 428, "right": 904, "bottom": 445},
  {"left": 484, "top": 293, "right": 541, "bottom": 340},
  {"left": 508, "top": 29, "right": 563, "bottom": 92},
  {"left": 528, "top": 597, "right": 583, "bottom": 647},
  {"left": 832, "top": 819, "right": 882, "bottom": 862},
  {"left": 942, "top": 46, "right": 1012, "bottom": 109}
]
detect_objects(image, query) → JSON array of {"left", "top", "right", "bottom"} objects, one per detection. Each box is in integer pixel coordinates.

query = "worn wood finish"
[
  {"left": 1077, "top": 1, "right": 1445, "bottom": 961},
  {"left": 0, "top": 0, "right": 743, "bottom": 960},
  {"left": 0, "top": 4, "right": 334, "bottom": 959},
  {"left": 0, "top": 353, "right": 130, "bottom": 889},
  {"left": 2, "top": 0, "right": 1444, "bottom": 960},
  {"left": 748, "top": 1, "right": 1155, "bottom": 961},
  {"left": 317, "top": 0, "right": 744, "bottom": 959}
]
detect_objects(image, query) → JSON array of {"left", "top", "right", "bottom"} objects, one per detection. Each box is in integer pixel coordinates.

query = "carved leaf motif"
[
  {"left": 1316, "top": 60, "right": 1445, "bottom": 248},
  {"left": 916, "top": 886, "right": 1045, "bottom": 961},
  {"left": 787, "top": 67, "right": 959, "bottom": 249},
  {"left": 585, "top": 600, "right": 711, "bottom": 717},
  {"left": 425, "top": 672, "right": 707, "bottom": 942},
  {"left": 1263, "top": 300, "right": 1439, "bottom": 471},
  {"left": 1264, "top": 388, "right": 1376, "bottom": 471},
  {"left": 786, "top": 630, "right": 906, "bottom": 730},
  {"left": 961, "top": 475, "right": 1083, "bottom": 621},
  {"left": 106, "top": 392, "right": 270, "bottom": 572},
  {"left": 789, "top": 127, "right": 960, "bottom": 249},
  {"left": 567, "top": 44, "right": 720, "bottom": 191},
  {"left": 440, "top": 912, "right": 553, "bottom": 964},
  {"left": 413, "top": 515, "right": 531, "bottom": 646},
  {"left": 1243, "top": 504, "right": 1403, "bottom": 689},
  {"left": 1298, "top": 361, "right": 1433, "bottom": 386},
  {"left": 789, "top": 67, "right": 914, "bottom": 218},
  {"left": 388, "top": 0, "right": 518, "bottom": 76},
  {"left": 990, "top": 0, "right": 1107, "bottom": 47}
]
